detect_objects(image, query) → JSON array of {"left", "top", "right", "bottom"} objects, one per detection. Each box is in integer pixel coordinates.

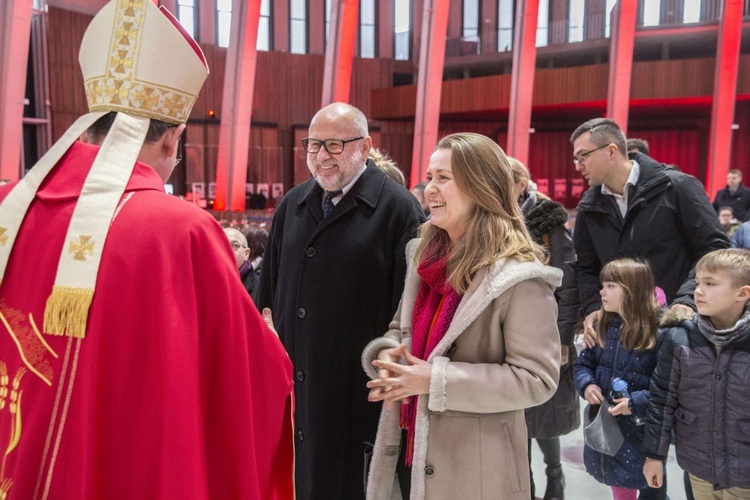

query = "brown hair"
[
  {"left": 570, "top": 118, "right": 628, "bottom": 157},
  {"left": 696, "top": 249, "right": 750, "bottom": 288},
  {"left": 597, "top": 258, "right": 659, "bottom": 352},
  {"left": 416, "top": 133, "right": 545, "bottom": 293}
]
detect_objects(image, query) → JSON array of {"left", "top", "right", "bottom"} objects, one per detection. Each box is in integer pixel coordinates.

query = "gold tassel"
[{"left": 43, "top": 285, "right": 93, "bottom": 339}]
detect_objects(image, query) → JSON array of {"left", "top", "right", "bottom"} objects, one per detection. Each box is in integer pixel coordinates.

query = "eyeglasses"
[
  {"left": 230, "top": 241, "right": 247, "bottom": 251},
  {"left": 301, "top": 137, "right": 364, "bottom": 154},
  {"left": 573, "top": 144, "right": 609, "bottom": 164}
]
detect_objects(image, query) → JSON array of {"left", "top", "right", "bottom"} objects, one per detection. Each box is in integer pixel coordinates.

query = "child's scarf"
[{"left": 400, "top": 247, "right": 462, "bottom": 465}]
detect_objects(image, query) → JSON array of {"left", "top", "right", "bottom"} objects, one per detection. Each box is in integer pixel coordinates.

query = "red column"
[
  {"left": 506, "top": 0, "right": 539, "bottom": 165},
  {"left": 321, "top": 0, "right": 359, "bottom": 106},
  {"left": 606, "top": 0, "right": 637, "bottom": 135},
  {"left": 214, "top": 0, "right": 262, "bottom": 212},
  {"left": 0, "top": 0, "right": 32, "bottom": 180},
  {"left": 706, "top": 0, "right": 743, "bottom": 199},
  {"left": 409, "top": 0, "right": 449, "bottom": 187}
]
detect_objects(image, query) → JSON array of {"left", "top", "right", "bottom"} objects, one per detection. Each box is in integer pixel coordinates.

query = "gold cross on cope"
[
  {"left": 69, "top": 235, "right": 95, "bottom": 261},
  {"left": 0, "top": 227, "right": 8, "bottom": 246}
]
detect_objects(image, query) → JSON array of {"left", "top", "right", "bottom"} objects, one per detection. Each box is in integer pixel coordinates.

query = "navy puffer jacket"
[
  {"left": 574, "top": 319, "right": 664, "bottom": 489},
  {"left": 642, "top": 319, "right": 750, "bottom": 490}
]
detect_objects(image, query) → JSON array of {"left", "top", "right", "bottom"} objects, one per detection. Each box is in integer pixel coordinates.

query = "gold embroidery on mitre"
[
  {"left": 0, "top": 227, "right": 8, "bottom": 247},
  {"left": 83, "top": 0, "right": 198, "bottom": 125},
  {"left": 69, "top": 235, "right": 94, "bottom": 261}
]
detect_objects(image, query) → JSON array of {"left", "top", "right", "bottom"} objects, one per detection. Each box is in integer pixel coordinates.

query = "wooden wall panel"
[{"left": 48, "top": 7, "right": 89, "bottom": 140}]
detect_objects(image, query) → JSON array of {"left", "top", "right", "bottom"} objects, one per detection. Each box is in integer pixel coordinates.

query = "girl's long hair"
[
  {"left": 597, "top": 258, "right": 659, "bottom": 351},
  {"left": 416, "top": 133, "right": 545, "bottom": 294}
]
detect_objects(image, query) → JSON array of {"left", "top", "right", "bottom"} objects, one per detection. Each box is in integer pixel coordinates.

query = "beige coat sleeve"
[{"left": 428, "top": 278, "right": 561, "bottom": 414}]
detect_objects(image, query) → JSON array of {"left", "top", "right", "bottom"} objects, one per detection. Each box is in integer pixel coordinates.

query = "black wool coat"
[
  {"left": 574, "top": 153, "right": 729, "bottom": 316},
  {"left": 522, "top": 194, "right": 581, "bottom": 438},
  {"left": 256, "top": 162, "right": 424, "bottom": 500}
]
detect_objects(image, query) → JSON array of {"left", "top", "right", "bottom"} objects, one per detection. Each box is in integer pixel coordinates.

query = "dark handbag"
[
  {"left": 583, "top": 402, "right": 624, "bottom": 456},
  {"left": 583, "top": 338, "right": 624, "bottom": 456}
]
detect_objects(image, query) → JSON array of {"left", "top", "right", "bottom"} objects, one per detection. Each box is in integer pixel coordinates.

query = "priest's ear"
[{"left": 162, "top": 124, "right": 186, "bottom": 159}]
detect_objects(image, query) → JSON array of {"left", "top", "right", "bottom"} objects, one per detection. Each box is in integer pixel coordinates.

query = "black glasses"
[
  {"left": 301, "top": 137, "right": 364, "bottom": 154},
  {"left": 573, "top": 144, "right": 610, "bottom": 164}
]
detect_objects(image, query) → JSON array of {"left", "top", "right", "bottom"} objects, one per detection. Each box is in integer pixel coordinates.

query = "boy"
[{"left": 642, "top": 249, "right": 750, "bottom": 499}]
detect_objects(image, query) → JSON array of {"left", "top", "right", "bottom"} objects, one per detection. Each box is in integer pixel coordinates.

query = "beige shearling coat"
[{"left": 362, "top": 240, "right": 563, "bottom": 499}]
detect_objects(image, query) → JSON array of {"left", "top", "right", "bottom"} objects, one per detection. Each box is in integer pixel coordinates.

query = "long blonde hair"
[
  {"left": 416, "top": 133, "right": 545, "bottom": 293},
  {"left": 597, "top": 259, "right": 659, "bottom": 352}
]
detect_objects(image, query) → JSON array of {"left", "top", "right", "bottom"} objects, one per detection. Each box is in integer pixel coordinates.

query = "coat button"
[
  {"left": 305, "top": 247, "right": 317, "bottom": 257},
  {"left": 297, "top": 430, "right": 304, "bottom": 441},
  {"left": 424, "top": 466, "right": 435, "bottom": 477},
  {"left": 296, "top": 370, "right": 305, "bottom": 381},
  {"left": 715, "top": 374, "right": 721, "bottom": 380},
  {"left": 297, "top": 308, "right": 307, "bottom": 318}
]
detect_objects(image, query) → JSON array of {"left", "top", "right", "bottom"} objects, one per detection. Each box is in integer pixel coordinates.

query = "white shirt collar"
[{"left": 601, "top": 159, "right": 640, "bottom": 197}]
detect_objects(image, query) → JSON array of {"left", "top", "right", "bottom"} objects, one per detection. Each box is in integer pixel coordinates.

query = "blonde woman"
[{"left": 362, "top": 133, "right": 562, "bottom": 499}]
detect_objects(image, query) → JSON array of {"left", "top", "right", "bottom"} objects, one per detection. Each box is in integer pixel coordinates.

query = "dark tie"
[{"left": 323, "top": 190, "right": 342, "bottom": 218}]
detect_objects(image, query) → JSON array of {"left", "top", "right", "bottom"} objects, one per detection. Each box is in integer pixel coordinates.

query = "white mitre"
[{"left": 0, "top": 0, "right": 209, "bottom": 338}]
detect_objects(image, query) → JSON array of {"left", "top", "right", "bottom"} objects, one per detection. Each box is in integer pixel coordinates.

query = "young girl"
[{"left": 574, "top": 259, "right": 666, "bottom": 500}]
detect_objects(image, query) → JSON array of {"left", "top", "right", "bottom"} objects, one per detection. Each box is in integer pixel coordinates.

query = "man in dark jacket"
[
  {"left": 570, "top": 118, "right": 729, "bottom": 345},
  {"left": 256, "top": 102, "right": 424, "bottom": 500},
  {"left": 712, "top": 169, "right": 750, "bottom": 222}
]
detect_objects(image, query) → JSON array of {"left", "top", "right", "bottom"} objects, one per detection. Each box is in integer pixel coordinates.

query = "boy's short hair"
[{"left": 696, "top": 249, "right": 750, "bottom": 288}]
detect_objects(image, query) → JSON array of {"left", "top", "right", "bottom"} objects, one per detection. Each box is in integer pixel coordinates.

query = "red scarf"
[{"left": 400, "top": 247, "right": 462, "bottom": 465}]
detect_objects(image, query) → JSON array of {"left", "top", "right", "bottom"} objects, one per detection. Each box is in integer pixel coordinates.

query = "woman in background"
[{"left": 510, "top": 158, "right": 580, "bottom": 500}]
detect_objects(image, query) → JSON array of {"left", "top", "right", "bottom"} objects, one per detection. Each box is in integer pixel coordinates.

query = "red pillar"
[
  {"left": 409, "top": 0, "right": 449, "bottom": 187},
  {"left": 214, "top": 0, "right": 262, "bottom": 211},
  {"left": 321, "top": 0, "right": 359, "bottom": 106},
  {"left": 606, "top": 0, "right": 637, "bottom": 135},
  {"left": 706, "top": 0, "right": 743, "bottom": 199},
  {"left": 506, "top": 0, "right": 539, "bottom": 165},
  {"left": 0, "top": 0, "right": 32, "bottom": 180}
]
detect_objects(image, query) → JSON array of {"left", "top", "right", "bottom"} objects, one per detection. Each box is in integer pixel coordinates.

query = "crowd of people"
[{"left": 1, "top": 1, "right": 749, "bottom": 500}]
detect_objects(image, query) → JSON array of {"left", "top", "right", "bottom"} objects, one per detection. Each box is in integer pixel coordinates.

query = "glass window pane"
[
  {"left": 643, "top": 0, "right": 660, "bottom": 26},
  {"left": 178, "top": 0, "right": 195, "bottom": 6},
  {"left": 217, "top": 11, "right": 231, "bottom": 47},
  {"left": 361, "top": 0, "right": 375, "bottom": 24},
  {"left": 683, "top": 0, "right": 701, "bottom": 23},
  {"left": 260, "top": 0, "right": 270, "bottom": 16},
  {"left": 604, "top": 0, "right": 616, "bottom": 37},
  {"left": 178, "top": 6, "right": 195, "bottom": 38},
  {"left": 257, "top": 17, "right": 270, "bottom": 50},
  {"left": 361, "top": 25, "right": 375, "bottom": 58},
  {"left": 394, "top": 0, "right": 410, "bottom": 33},
  {"left": 463, "top": 0, "right": 479, "bottom": 38},
  {"left": 568, "top": 0, "right": 584, "bottom": 43},
  {"left": 291, "top": 0, "right": 305, "bottom": 14},
  {"left": 291, "top": 19, "right": 306, "bottom": 53},
  {"left": 498, "top": 0, "right": 513, "bottom": 51},
  {"left": 217, "top": 0, "right": 231, "bottom": 11},
  {"left": 395, "top": 32, "right": 409, "bottom": 60},
  {"left": 536, "top": 0, "right": 549, "bottom": 47}
]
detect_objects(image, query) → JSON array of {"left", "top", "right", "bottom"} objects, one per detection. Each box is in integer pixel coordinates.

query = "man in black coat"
[
  {"left": 570, "top": 118, "right": 729, "bottom": 347},
  {"left": 256, "top": 103, "right": 424, "bottom": 500},
  {"left": 712, "top": 168, "right": 750, "bottom": 222}
]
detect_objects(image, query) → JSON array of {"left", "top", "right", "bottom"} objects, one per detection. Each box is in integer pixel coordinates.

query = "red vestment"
[{"left": 0, "top": 142, "right": 294, "bottom": 499}]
